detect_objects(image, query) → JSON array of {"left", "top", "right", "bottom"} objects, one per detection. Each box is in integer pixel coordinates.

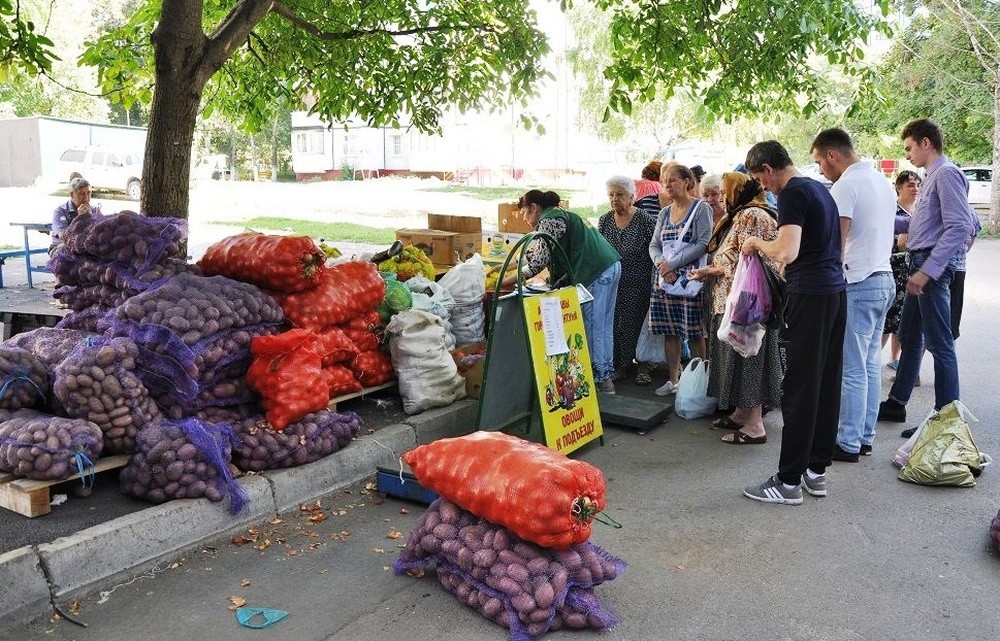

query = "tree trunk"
[
  {"left": 992, "top": 73, "right": 1000, "bottom": 231},
  {"left": 142, "top": 0, "right": 211, "bottom": 220}
]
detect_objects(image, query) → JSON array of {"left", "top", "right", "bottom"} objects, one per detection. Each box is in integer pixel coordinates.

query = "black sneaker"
[
  {"left": 832, "top": 444, "right": 860, "bottom": 463},
  {"left": 900, "top": 426, "right": 917, "bottom": 438},
  {"left": 878, "top": 399, "right": 906, "bottom": 423},
  {"left": 859, "top": 444, "right": 873, "bottom": 456}
]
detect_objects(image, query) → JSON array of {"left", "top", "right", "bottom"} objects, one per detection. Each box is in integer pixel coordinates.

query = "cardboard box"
[
  {"left": 464, "top": 357, "right": 485, "bottom": 399},
  {"left": 426, "top": 214, "right": 482, "bottom": 264},
  {"left": 497, "top": 200, "right": 569, "bottom": 233},
  {"left": 481, "top": 231, "right": 525, "bottom": 263},
  {"left": 395, "top": 229, "right": 463, "bottom": 266}
]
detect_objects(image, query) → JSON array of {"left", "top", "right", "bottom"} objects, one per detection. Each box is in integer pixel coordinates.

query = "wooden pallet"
[
  {"left": 327, "top": 381, "right": 396, "bottom": 411},
  {"left": 0, "top": 454, "right": 129, "bottom": 518}
]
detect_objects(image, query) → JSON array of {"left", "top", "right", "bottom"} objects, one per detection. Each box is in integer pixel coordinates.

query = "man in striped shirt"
[{"left": 878, "top": 119, "right": 977, "bottom": 429}]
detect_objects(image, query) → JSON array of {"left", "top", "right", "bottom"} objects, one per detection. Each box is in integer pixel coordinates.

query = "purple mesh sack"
[
  {"left": 54, "top": 283, "right": 127, "bottom": 311},
  {"left": 0, "top": 408, "right": 103, "bottom": 480},
  {"left": 394, "top": 499, "right": 625, "bottom": 640},
  {"left": 120, "top": 418, "right": 248, "bottom": 513},
  {"left": 53, "top": 336, "right": 162, "bottom": 455},
  {"left": 194, "top": 402, "right": 263, "bottom": 424},
  {"left": 992, "top": 510, "right": 1000, "bottom": 553},
  {"left": 435, "top": 567, "right": 620, "bottom": 637},
  {"left": 193, "top": 377, "right": 258, "bottom": 414},
  {"left": 4, "top": 328, "right": 95, "bottom": 369},
  {"left": 229, "top": 409, "right": 362, "bottom": 472},
  {"left": 0, "top": 347, "right": 49, "bottom": 410},
  {"left": 50, "top": 252, "right": 198, "bottom": 291},
  {"left": 55, "top": 306, "right": 115, "bottom": 332},
  {"left": 63, "top": 210, "right": 188, "bottom": 271}
]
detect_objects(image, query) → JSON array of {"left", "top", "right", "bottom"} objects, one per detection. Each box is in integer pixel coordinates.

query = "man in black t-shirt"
[{"left": 739, "top": 141, "right": 847, "bottom": 505}]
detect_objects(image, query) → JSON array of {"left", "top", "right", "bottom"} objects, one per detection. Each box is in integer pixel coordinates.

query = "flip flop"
[
  {"left": 722, "top": 431, "right": 767, "bottom": 445},
  {"left": 711, "top": 416, "right": 743, "bottom": 430}
]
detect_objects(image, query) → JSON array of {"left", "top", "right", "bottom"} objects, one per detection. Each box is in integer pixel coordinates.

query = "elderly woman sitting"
[{"left": 599, "top": 176, "right": 656, "bottom": 381}]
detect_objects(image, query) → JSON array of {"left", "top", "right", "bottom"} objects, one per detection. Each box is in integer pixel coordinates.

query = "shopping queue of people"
[{"left": 507, "top": 118, "right": 979, "bottom": 506}]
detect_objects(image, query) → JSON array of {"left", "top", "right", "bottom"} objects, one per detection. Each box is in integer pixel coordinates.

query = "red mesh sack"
[
  {"left": 271, "top": 261, "right": 386, "bottom": 330},
  {"left": 197, "top": 232, "right": 325, "bottom": 293},
  {"left": 324, "top": 364, "right": 362, "bottom": 397},
  {"left": 245, "top": 329, "right": 329, "bottom": 430},
  {"left": 402, "top": 432, "right": 606, "bottom": 549},
  {"left": 316, "top": 327, "right": 359, "bottom": 365},
  {"left": 349, "top": 349, "right": 394, "bottom": 387}
]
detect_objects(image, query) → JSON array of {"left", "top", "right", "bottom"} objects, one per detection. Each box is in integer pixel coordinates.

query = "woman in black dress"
[{"left": 599, "top": 176, "right": 656, "bottom": 380}]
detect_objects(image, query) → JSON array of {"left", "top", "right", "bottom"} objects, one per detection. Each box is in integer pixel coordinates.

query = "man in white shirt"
[{"left": 811, "top": 128, "right": 896, "bottom": 462}]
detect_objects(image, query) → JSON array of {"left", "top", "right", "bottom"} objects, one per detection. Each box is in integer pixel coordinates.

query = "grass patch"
[
  {"left": 208, "top": 217, "right": 397, "bottom": 244},
  {"left": 419, "top": 185, "right": 581, "bottom": 200},
  {"left": 0, "top": 245, "right": 18, "bottom": 251}
]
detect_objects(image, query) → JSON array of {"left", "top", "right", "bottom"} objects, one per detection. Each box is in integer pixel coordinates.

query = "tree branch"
[
  {"left": 202, "top": 0, "right": 276, "bottom": 80},
  {"left": 271, "top": 1, "right": 495, "bottom": 40},
  {"left": 933, "top": 0, "right": 1000, "bottom": 74}
]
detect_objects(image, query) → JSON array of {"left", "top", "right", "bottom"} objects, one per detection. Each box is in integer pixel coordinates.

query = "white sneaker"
[{"left": 654, "top": 380, "right": 677, "bottom": 397}]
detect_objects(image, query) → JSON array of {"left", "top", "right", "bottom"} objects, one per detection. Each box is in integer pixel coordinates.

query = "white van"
[{"left": 58, "top": 146, "right": 143, "bottom": 200}]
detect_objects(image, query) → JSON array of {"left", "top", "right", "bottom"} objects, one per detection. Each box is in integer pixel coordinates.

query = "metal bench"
[{"left": 3, "top": 223, "right": 53, "bottom": 288}]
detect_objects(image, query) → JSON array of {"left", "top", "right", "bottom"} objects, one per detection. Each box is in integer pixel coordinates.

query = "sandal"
[
  {"left": 721, "top": 431, "right": 767, "bottom": 445},
  {"left": 711, "top": 416, "right": 743, "bottom": 430}
]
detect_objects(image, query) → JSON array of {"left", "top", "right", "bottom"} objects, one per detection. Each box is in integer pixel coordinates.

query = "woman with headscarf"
[
  {"left": 599, "top": 176, "right": 656, "bottom": 381},
  {"left": 689, "top": 172, "right": 782, "bottom": 445}
]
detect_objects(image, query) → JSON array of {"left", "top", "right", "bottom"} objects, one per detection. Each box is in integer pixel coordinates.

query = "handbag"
[
  {"left": 659, "top": 202, "right": 707, "bottom": 298},
  {"left": 674, "top": 358, "right": 717, "bottom": 419},
  {"left": 761, "top": 261, "right": 787, "bottom": 330}
]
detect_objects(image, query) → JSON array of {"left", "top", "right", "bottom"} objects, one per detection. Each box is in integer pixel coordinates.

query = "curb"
[{"left": 0, "top": 398, "right": 478, "bottom": 628}]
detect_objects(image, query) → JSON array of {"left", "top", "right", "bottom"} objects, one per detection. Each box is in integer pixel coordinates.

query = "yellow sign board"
[{"left": 522, "top": 287, "right": 603, "bottom": 454}]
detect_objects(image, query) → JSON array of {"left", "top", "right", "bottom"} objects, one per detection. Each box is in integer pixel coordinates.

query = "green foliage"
[
  {"left": 338, "top": 162, "right": 358, "bottom": 181},
  {"left": 210, "top": 216, "right": 397, "bottom": 244},
  {"left": 419, "top": 185, "right": 580, "bottom": 199},
  {"left": 847, "top": 3, "right": 997, "bottom": 164},
  {"left": 0, "top": 0, "right": 58, "bottom": 80},
  {"left": 592, "top": 0, "right": 892, "bottom": 123},
  {"left": 82, "top": 0, "right": 551, "bottom": 137}
]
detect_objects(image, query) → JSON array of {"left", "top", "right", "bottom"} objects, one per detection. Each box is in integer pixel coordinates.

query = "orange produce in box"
[{"left": 402, "top": 432, "right": 606, "bottom": 549}]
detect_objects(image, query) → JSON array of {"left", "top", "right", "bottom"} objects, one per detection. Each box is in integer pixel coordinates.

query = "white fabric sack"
[
  {"left": 674, "top": 358, "right": 717, "bottom": 419},
  {"left": 635, "top": 310, "right": 666, "bottom": 365},
  {"left": 387, "top": 310, "right": 466, "bottom": 415},
  {"left": 410, "top": 293, "right": 456, "bottom": 350}
]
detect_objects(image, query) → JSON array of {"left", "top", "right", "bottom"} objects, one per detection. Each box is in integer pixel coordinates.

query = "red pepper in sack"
[
  {"left": 316, "top": 327, "right": 359, "bottom": 365},
  {"left": 272, "top": 261, "right": 386, "bottom": 330},
  {"left": 245, "top": 329, "right": 329, "bottom": 430},
  {"left": 324, "top": 364, "right": 362, "bottom": 397},
  {"left": 402, "top": 432, "right": 606, "bottom": 548},
  {"left": 197, "top": 232, "right": 326, "bottom": 293},
  {"left": 349, "top": 349, "right": 394, "bottom": 387}
]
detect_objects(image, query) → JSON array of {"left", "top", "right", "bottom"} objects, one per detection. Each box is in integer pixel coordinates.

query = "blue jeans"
[
  {"left": 582, "top": 261, "right": 621, "bottom": 383},
  {"left": 836, "top": 272, "right": 894, "bottom": 453},
  {"left": 888, "top": 250, "right": 960, "bottom": 409}
]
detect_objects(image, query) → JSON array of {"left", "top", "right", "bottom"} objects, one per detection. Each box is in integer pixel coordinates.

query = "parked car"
[
  {"left": 961, "top": 166, "right": 992, "bottom": 205},
  {"left": 58, "top": 146, "right": 143, "bottom": 200}
]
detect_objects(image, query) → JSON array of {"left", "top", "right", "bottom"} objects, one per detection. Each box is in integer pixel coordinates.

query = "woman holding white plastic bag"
[
  {"left": 690, "top": 172, "right": 782, "bottom": 445},
  {"left": 647, "top": 163, "right": 713, "bottom": 396}
]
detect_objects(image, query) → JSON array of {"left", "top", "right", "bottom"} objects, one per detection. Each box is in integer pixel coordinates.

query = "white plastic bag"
[
  {"left": 438, "top": 256, "right": 486, "bottom": 347},
  {"left": 717, "top": 308, "right": 764, "bottom": 358},
  {"left": 674, "top": 358, "right": 717, "bottom": 419},
  {"left": 387, "top": 310, "right": 467, "bottom": 415},
  {"left": 635, "top": 310, "right": 666, "bottom": 365}
]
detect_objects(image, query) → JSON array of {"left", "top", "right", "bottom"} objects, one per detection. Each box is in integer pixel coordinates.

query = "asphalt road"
[{"left": 8, "top": 240, "right": 1000, "bottom": 641}]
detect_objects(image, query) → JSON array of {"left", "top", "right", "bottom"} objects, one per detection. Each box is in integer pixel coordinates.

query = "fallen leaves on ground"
[
  {"left": 240, "top": 578, "right": 251, "bottom": 587},
  {"left": 387, "top": 529, "right": 403, "bottom": 539},
  {"left": 68, "top": 601, "right": 81, "bottom": 615},
  {"left": 228, "top": 595, "right": 247, "bottom": 611}
]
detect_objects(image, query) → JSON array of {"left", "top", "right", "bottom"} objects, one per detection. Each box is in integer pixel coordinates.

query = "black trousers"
[{"left": 776, "top": 290, "right": 847, "bottom": 485}]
